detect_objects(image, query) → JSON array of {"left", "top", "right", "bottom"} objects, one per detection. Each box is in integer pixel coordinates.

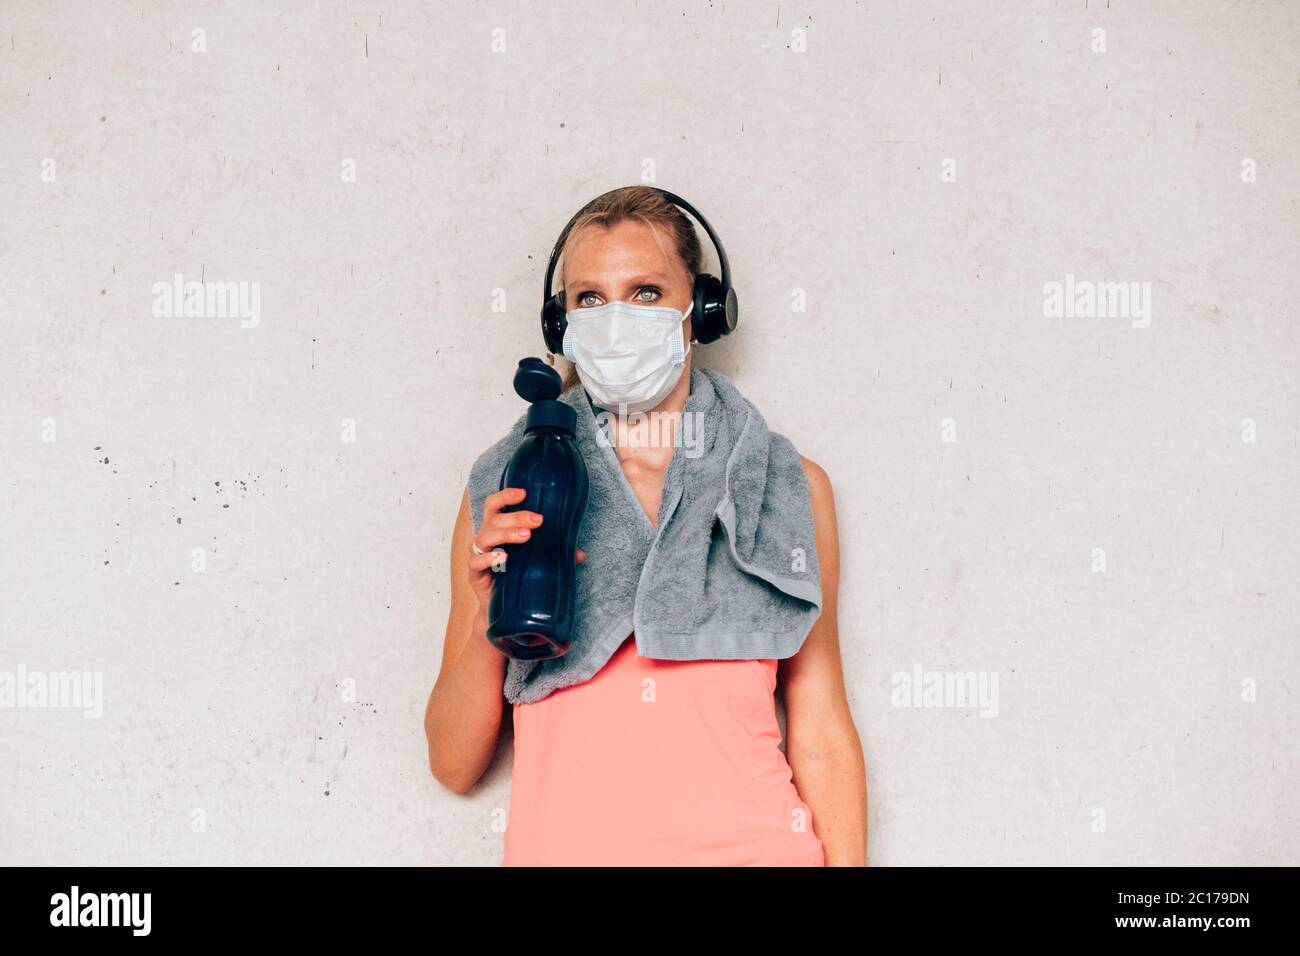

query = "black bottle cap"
[{"left": 515, "top": 357, "right": 576, "bottom": 435}]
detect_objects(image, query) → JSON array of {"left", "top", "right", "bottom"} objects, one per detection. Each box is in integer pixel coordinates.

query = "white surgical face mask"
[{"left": 562, "top": 298, "right": 694, "bottom": 414}]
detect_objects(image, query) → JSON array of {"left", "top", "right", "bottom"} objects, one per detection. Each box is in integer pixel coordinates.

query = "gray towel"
[{"left": 467, "top": 365, "right": 821, "bottom": 705}]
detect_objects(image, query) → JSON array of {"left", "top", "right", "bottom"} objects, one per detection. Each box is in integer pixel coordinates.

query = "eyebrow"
[{"left": 566, "top": 273, "right": 672, "bottom": 289}]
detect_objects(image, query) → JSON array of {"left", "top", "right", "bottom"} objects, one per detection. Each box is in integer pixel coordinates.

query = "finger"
[
  {"left": 576, "top": 548, "right": 585, "bottom": 564},
  {"left": 487, "top": 510, "right": 543, "bottom": 531},
  {"left": 468, "top": 549, "right": 508, "bottom": 574},
  {"left": 475, "top": 524, "right": 535, "bottom": 551},
  {"left": 484, "top": 487, "right": 527, "bottom": 514}
]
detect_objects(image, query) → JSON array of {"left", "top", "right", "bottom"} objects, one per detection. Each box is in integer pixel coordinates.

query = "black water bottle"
[{"left": 486, "top": 358, "right": 589, "bottom": 660}]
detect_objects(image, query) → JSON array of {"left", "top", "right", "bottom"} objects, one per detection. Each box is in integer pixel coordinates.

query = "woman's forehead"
[
  {"left": 563, "top": 221, "right": 685, "bottom": 284},
  {"left": 564, "top": 271, "right": 674, "bottom": 290}
]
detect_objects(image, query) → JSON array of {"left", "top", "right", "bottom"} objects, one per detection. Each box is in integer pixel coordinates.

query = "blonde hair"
[{"left": 547, "top": 185, "right": 703, "bottom": 392}]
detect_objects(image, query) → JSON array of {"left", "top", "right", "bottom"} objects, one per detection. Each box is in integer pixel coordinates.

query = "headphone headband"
[{"left": 542, "top": 187, "right": 731, "bottom": 304}]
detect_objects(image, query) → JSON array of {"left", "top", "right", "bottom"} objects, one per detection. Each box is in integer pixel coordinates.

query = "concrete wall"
[{"left": 1, "top": 0, "right": 1296, "bottom": 864}]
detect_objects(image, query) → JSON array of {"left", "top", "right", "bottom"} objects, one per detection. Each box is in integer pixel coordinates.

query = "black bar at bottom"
[{"left": 0, "top": 865, "right": 1289, "bottom": 942}]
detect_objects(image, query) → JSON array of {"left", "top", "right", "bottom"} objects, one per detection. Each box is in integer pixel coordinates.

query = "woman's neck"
[{"left": 605, "top": 361, "right": 693, "bottom": 468}]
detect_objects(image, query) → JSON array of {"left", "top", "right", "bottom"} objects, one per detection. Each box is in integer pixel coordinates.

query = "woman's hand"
[{"left": 468, "top": 487, "right": 585, "bottom": 615}]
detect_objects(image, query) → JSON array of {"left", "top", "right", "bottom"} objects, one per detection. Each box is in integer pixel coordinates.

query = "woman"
[{"left": 424, "top": 186, "right": 867, "bottom": 866}]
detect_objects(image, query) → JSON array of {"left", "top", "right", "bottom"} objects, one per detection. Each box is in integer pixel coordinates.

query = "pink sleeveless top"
[{"left": 501, "top": 634, "right": 825, "bottom": 866}]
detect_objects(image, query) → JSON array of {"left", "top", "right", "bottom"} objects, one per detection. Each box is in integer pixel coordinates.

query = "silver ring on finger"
[{"left": 471, "top": 538, "right": 485, "bottom": 556}]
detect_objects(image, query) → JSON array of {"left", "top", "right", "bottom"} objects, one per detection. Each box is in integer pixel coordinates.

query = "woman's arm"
[
  {"left": 780, "top": 457, "right": 868, "bottom": 866},
  {"left": 423, "top": 487, "right": 509, "bottom": 794}
]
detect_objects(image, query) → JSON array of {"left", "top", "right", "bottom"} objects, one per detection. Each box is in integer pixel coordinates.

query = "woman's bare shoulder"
[
  {"left": 799, "top": 455, "right": 834, "bottom": 509},
  {"left": 798, "top": 454, "right": 839, "bottom": 575}
]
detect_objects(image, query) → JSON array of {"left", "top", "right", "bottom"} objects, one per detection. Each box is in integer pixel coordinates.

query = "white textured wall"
[{"left": 1, "top": 1, "right": 1296, "bottom": 865}]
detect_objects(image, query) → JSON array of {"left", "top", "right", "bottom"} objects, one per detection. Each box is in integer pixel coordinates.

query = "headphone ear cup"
[
  {"left": 691, "top": 273, "right": 737, "bottom": 345},
  {"left": 691, "top": 279, "right": 707, "bottom": 344},
  {"left": 541, "top": 294, "right": 567, "bottom": 355}
]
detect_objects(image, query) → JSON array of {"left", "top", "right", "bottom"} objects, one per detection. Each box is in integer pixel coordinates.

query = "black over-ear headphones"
[{"left": 540, "top": 187, "right": 739, "bottom": 356}]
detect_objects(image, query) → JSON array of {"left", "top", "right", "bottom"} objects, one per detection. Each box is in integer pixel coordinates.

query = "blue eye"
[{"left": 574, "top": 286, "right": 661, "bottom": 308}]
